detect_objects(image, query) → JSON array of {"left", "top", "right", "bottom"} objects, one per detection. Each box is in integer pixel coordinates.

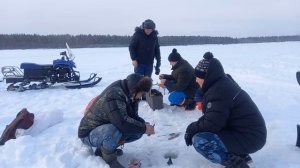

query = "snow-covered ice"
[{"left": 0, "top": 42, "right": 300, "bottom": 168}]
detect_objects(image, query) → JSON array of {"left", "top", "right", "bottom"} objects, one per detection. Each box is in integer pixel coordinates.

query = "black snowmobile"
[{"left": 1, "top": 43, "right": 101, "bottom": 91}]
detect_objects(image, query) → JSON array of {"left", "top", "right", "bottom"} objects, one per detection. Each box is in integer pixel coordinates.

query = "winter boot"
[
  {"left": 184, "top": 99, "right": 196, "bottom": 111},
  {"left": 243, "top": 155, "right": 255, "bottom": 168},
  {"left": 223, "top": 154, "right": 250, "bottom": 168},
  {"left": 101, "top": 147, "right": 125, "bottom": 168},
  {"left": 95, "top": 147, "right": 123, "bottom": 157}
]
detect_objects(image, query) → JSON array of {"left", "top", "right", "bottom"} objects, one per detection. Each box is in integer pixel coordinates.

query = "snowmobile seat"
[{"left": 20, "top": 63, "right": 53, "bottom": 70}]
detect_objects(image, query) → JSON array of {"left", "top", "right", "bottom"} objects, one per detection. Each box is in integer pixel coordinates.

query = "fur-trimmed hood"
[{"left": 134, "top": 26, "right": 159, "bottom": 36}]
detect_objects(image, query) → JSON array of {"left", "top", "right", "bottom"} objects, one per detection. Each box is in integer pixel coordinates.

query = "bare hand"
[
  {"left": 132, "top": 60, "right": 138, "bottom": 68},
  {"left": 159, "top": 79, "right": 166, "bottom": 88},
  {"left": 159, "top": 83, "right": 165, "bottom": 88},
  {"left": 145, "top": 123, "right": 155, "bottom": 136}
]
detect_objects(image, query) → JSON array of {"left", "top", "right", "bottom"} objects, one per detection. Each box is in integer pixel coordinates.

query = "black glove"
[
  {"left": 155, "top": 66, "right": 160, "bottom": 75},
  {"left": 184, "top": 133, "right": 193, "bottom": 146},
  {"left": 185, "top": 122, "right": 198, "bottom": 146}
]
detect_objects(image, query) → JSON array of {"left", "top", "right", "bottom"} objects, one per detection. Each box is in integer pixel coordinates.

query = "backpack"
[{"left": 0, "top": 108, "right": 34, "bottom": 145}]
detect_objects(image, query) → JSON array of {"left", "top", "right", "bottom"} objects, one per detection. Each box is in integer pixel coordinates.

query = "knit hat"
[
  {"left": 194, "top": 52, "right": 214, "bottom": 79},
  {"left": 142, "top": 19, "right": 156, "bottom": 29},
  {"left": 168, "top": 48, "right": 182, "bottom": 62}
]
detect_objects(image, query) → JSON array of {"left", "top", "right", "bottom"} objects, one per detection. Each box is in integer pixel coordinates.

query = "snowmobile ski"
[
  {"left": 64, "top": 76, "right": 102, "bottom": 89},
  {"left": 296, "top": 72, "right": 300, "bottom": 85},
  {"left": 68, "top": 73, "right": 97, "bottom": 84}
]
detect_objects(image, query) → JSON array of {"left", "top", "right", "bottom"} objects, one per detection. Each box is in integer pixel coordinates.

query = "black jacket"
[
  {"left": 164, "top": 59, "right": 199, "bottom": 99},
  {"left": 129, "top": 27, "right": 161, "bottom": 67},
  {"left": 186, "top": 58, "right": 267, "bottom": 154},
  {"left": 78, "top": 79, "right": 146, "bottom": 138}
]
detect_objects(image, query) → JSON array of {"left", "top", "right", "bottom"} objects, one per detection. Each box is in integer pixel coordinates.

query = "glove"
[
  {"left": 197, "top": 101, "right": 203, "bottom": 111},
  {"left": 185, "top": 122, "right": 198, "bottom": 146},
  {"left": 155, "top": 66, "right": 160, "bottom": 75},
  {"left": 184, "top": 133, "right": 193, "bottom": 146}
]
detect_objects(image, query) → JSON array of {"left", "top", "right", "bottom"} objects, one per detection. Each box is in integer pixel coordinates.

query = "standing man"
[
  {"left": 78, "top": 74, "right": 155, "bottom": 168},
  {"left": 129, "top": 19, "right": 161, "bottom": 77},
  {"left": 185, "top": 52, "right": 267, "bottom": 168}
]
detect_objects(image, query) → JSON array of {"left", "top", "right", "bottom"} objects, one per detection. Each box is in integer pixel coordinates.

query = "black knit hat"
[
  {"left": 142, "top": 19, "right": 156, "bottom": 29},
  {"left": 168, "top": 48, "right": 182, "bottom": 62},
  {"left": 194, "top": 52, "right": 214, "bottom": 79}
]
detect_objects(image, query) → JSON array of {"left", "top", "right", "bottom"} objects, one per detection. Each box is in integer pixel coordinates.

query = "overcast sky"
[{"left": 0, "top": 0, "right": 299, "bottom": 37}]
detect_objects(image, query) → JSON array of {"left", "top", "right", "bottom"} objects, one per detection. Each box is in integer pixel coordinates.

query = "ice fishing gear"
[
  {"left": 157, "top": 132, "right": 181, "bottom": 140},
  {"left": 167, "top": 157, "right": 173, "bottom": 165},
  {"left": 164, "top": 152, "right": 178, "bottom": 166},
  {"left": 145, "top": 89, "right": 163, "bottom": 110},
  {"left": 1, "top": 43, "right": 101, "bottom": 91}
]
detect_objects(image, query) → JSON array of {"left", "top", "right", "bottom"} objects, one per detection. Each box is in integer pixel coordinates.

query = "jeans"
[
  {"left": 80, "top": 124, "right": 143, "bottom": 151},
  {"left": 195, "top": 88, "right": 204, "bottom": 102},
  {"left": 134, "top": 64, "right": 153, "bottom": 77},
  {"left": 192, "top": 132, "right": 228, "bottom": 164}
]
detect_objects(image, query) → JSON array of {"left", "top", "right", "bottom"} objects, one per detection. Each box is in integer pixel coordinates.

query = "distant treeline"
[{"left": 0, "top": 34, "right": 299, "bottom": 50}]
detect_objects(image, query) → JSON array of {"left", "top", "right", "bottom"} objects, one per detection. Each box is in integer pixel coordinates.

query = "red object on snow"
[{"left": 0, "top": 108, "right": 34, "bottom": 145}]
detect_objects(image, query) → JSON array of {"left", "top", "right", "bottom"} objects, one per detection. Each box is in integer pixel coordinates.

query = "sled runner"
[
  {"left": 65, "top": 76, "right": 102, "bottom": 89},
  {"left": 1, "top": 43, "right": 101, "bottom": 91}
]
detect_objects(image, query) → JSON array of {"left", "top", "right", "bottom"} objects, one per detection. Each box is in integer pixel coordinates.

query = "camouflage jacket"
[{"left": 78, "top": 80, "right": 146, "bottom": 138}]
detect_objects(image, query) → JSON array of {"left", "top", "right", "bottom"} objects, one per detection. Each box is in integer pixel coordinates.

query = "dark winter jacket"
[
  {"left": 78, "top": 79, "right": 146, "bottom": 138},
  {"left": 129, "top": 27, "right": 161, "bottom": 67},
  {"left": 164, "top": 59, "right": 199, "bottom": 99},
  {"left": 186, "top": 58, "right": 267, "bottom": 154}
]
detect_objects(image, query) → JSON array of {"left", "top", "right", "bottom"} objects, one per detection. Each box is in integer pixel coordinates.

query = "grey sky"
[{"left": 0, "top": 0, "right": 299, "bottom": 37}]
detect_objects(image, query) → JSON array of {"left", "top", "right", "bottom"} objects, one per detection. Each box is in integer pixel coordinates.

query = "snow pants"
[{"left": 80, "top": 124, "right": 143, "bottom": 151}]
